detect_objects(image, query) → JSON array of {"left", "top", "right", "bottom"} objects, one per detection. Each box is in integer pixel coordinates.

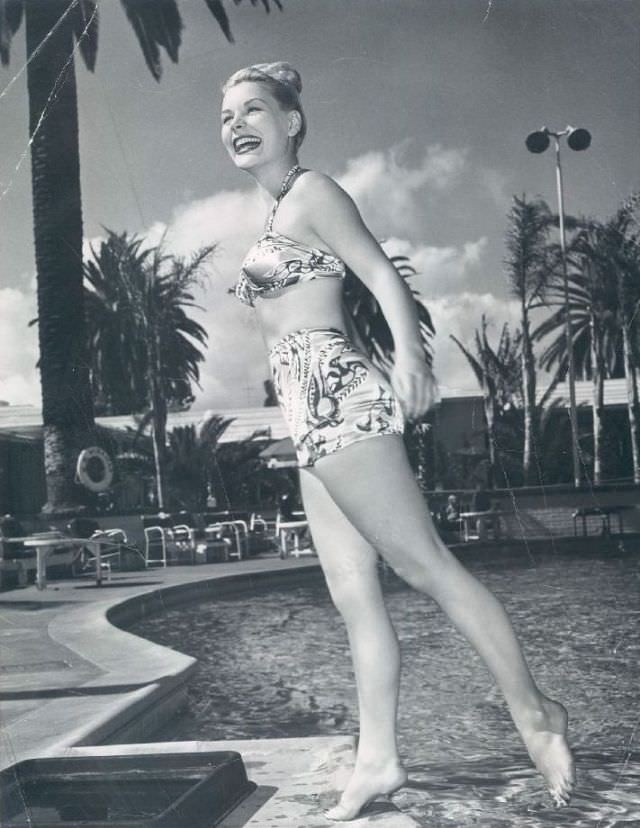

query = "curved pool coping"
[
  {"left": 50, "top": 560, "right": 323, "bottom": 694},
  {"left": 0, "top": 559, "right": 323, "bottom": 768}
]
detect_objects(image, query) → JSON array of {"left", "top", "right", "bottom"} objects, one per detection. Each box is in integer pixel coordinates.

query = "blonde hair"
[{"left": 222, "top": 62, "right": 307, "bottom": 149}]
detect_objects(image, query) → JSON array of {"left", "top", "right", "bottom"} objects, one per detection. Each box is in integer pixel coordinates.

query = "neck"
[{"left": 248, "top": 155, "right": 299, "bottom": 199}]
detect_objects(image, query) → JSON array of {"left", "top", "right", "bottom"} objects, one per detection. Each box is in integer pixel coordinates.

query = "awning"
[{"left": 259, "top": 437, "right": 297, "bottom": 468}]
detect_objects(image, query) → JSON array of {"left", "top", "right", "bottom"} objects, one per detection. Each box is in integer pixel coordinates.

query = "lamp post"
[{"left": 525, "top": 125, "right": 591, "bottom": 489}]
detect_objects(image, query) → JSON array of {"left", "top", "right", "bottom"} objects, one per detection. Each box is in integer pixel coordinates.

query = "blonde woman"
[{"left": 221, "top": 61, "right": 575, "bottom": 821}]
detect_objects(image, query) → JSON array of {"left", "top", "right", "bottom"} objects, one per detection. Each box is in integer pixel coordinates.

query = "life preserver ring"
[{"left": 76, "top": 447, "right": 114, "bottom": 492}]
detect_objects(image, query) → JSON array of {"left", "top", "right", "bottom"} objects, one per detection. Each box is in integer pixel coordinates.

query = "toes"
[
  {"left": 324, "top": 803, "right": 357, "bottom": 822},
  {"left": 550, "top": 781, "right": 573, "bottom": 807}
]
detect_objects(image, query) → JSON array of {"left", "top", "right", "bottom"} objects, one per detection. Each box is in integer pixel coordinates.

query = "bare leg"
[
  {"left": 299, "top": 469, "right": 407, "bottom": 820},
  {"left": 309, "top": 435, "right": 575, "bottom": 814}
]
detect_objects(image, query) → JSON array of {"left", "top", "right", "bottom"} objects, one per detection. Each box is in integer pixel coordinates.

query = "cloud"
[
  {"left": 385, "top": 235, "right": 489, "bottom": 296},
  {"left": 138, "top": 144, "right": 505, "bottom": 408},
  {"left": 0, "top": 284, "right": 40, "bottom": 405},
  {"left": 145, "top": 188, "right": 275, "bottom": 408},
  {"left": 336, "top": 144, "right": 468, "bottom": 238},
  {"left": 0, "top": 143, "right": 513, "bottom": 412},
  {"left": 425, "top": 292, "right": 521, "bottom": 395}
]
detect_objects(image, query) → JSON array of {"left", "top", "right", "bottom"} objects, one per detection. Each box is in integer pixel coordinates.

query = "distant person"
[
  {"left": 206, "top": 487, "right": 218, "bottom": 510},
  {"left": 220, "top": 61, "right": 574, "bottom": 818},
  {"left": 443, "top": 494, "right": 461, "bottom": 528}
]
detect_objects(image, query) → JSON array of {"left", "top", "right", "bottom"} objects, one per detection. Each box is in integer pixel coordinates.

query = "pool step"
[{"left": 61, "top": 738, "right": 420, "bottom": 827}]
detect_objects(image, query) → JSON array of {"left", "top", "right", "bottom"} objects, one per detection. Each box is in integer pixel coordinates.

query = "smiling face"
[{"left": 221, "top": 81, "right": 300, "bottom": 171}]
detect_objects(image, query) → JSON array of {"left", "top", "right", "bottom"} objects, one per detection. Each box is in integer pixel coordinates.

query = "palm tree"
[
  {"left": 343, "top": 253, "right": 435, "bottom": 371},
  {"left": 534, "top": 196, "right": 640, "bottom": 483},
  {"left": 451, "top": 315, "right": 522, "bottom": 487},
  {"left": 1, "top": 0, "right": 279, "bottom": 513},
  {"left": 212, "top": 431, "right": 273, "bottom": 509},
  {"left": 534, "top": 225, "right": 621, "bottom": 483},
  {"left": 85, "top": 230, "right": 214, "bottom": 508},
  {"left": 601, "top": 195, "right": 640, "bottom": 482},
  {"left": 166, "top": 415, "right": 233, "bottom": 510},
  {"left": 504, "top": 195, "right": 559, "bottom": 484}
]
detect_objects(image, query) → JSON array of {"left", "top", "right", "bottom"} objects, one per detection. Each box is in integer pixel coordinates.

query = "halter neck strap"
[{"left": 265, "top": 165, "right": 303, "bottom": 232}]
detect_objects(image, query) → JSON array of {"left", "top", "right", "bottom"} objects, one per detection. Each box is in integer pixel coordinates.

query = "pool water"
[{"left": 129, "top": 551, "right": 640, "bottom": 827}]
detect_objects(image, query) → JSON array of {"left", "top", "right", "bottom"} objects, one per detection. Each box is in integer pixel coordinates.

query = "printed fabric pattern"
[
  {"left": 235, "top": 232, "right": 345, "bottom": 307},
  {"left": 269, "top": 328, "right": 405, "bottom": 467}
]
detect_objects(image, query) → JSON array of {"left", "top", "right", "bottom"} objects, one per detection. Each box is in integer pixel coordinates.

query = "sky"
[{"left": 1, "top": 0, "right": 639, "bottom": 409}]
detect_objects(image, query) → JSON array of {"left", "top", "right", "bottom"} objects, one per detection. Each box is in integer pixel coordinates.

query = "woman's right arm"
[{"left": 296, "top": 172, "right": 438, "bottom": 420}]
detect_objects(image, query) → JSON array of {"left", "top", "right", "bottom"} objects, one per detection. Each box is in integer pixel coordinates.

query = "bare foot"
[
  {"left": 518, "top": 696, "right": 576, "bottom": 806},
  {"left": 324, "top": 759, "right": 408, "bottom": 822}
]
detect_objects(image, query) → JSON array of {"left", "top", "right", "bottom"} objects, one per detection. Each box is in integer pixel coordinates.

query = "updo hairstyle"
[{"left": 222, "top": 62, "right": 307, "bottom": 149}]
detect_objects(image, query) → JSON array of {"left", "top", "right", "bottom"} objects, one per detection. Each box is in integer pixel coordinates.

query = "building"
[{"left": 0, "top": 378, "right": 634, "bottom": 515}]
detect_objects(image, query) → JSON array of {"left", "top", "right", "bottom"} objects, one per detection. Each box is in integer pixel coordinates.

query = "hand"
[{"left": 391, "top": 356, "right": 439, "bottom": 421}]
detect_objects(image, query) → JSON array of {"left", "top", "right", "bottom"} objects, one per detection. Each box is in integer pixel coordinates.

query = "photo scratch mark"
[
  {"left": 0, "top": 0, "right": 99, "bottom": 205},
  {"left": 0, "top": 0, "right": 79, "bottom": 103}
]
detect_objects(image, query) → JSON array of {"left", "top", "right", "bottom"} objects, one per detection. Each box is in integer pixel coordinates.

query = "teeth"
[{"left": 234, "top": 136, "right": 261, "bottom": 153}]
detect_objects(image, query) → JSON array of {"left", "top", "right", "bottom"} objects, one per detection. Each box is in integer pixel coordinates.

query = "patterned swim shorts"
[{"left": 268, "top": 327, "right": 405, "bottom": 468}]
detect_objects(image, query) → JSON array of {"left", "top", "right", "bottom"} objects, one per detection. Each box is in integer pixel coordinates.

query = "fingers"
[{"left": 393, "top": 370, "right": 438, "bottom": 421}]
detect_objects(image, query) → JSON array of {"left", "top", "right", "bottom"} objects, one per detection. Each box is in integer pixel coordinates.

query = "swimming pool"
[{"left": 129, "top": 549, "right": 640, "bottom": 827}]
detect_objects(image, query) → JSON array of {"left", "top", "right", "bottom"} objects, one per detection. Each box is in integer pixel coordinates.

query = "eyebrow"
[{"left": 221, "top": 97, "right": 268, "bottom": 115}]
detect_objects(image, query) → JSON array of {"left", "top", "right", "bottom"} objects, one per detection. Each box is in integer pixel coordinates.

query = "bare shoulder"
[{"left": 296, "top": 170, "right": 354, "bottom": 208}]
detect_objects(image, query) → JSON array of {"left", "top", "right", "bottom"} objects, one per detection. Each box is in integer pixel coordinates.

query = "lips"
[{"left": 233, "top": 135, "right": 261, "bottom": 154}]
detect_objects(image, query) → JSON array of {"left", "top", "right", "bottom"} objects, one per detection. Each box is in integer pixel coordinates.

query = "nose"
[{"left": 230, "top": 111, "right": 245, "bottom": 130}]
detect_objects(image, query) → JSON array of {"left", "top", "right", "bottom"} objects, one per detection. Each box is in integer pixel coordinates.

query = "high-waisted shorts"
[{"left": 268, "top": 327, "right": 405, "bottom": 468}]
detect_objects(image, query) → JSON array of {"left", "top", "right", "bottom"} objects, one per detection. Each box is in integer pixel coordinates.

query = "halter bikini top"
[{"left": 235, "top": 168, "right": 346, "bottom": 308}]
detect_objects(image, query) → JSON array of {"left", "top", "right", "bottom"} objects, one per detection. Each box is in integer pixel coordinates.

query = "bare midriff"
[{"left": 255, "top": 277, "right": 347, "bottom": 351}]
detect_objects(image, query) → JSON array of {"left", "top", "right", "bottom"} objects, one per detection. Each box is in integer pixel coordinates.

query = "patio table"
[
  {"left": 14, "top": 533, "right": 117, "bottom": 589},
  {"left": 458, "top": 511, "right": 504, "bottom": 542},
  {"left": 572, "top": 505, "right": 633, "bottom": 537}
]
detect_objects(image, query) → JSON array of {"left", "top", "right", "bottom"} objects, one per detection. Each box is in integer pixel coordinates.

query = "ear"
[{"left": 288, "top": 110, "right": 302, "bottom": 138}]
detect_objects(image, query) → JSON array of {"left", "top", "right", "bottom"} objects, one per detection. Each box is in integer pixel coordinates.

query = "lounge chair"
[
  {"left": 275, "top": 510, "right": 312, "bottom": 558},
  {"left": 67, "top": 517, "right": 143, "bottom": 578}
]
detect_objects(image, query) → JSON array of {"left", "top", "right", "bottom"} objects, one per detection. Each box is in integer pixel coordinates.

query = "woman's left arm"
[{"left": 301, "top": 173, "right": 438, "bottom": 420}]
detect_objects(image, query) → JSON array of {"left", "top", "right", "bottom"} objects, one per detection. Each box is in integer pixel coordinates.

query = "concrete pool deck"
[{"left": 0, "top": 556, "right": 418, "bottom": 826}]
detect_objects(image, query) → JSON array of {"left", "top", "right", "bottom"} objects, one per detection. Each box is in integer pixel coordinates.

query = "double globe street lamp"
[{"left": 525, "top": 125, "right": 592, "bottom": 489}]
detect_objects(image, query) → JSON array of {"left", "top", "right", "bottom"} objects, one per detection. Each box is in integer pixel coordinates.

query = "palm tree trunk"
[
  {"left": 621, "top": 323, "right": 640, "bottom": 483},
  {"left": 26, "top": 1, "right": 95, "bottom": 514},
  {"left": 483, "top": 397, "right": 496, "bottom": 488},
  {"left": 520, "top": 304, "right": 538, "bottom": 485},
  {"left": 148, "top": 331, "right": 168, "bottom": 510},
  {"left": 589, "top": 315, "right": 604, "bottom": 485}
]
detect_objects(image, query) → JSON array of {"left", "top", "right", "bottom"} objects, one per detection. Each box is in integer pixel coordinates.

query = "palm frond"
[
  {"left": 84, "top": 228, "right": 213, "bottom": 416},
  {"left": 202, "top": 0, "right": 233, "bottom": 41},
  {"left": 343, "top": 251, "right": 434, "bottom": 372},
  {"left": 120, "top": 0, "right": 183, "bottom": 81},
  {"left": 233, "top": 0, "right": 283, "bottom": 11},
  {"left": 200, "top": 414, "right": 233, "bottom": 447},
  {"left": 0, "top": 0, "right": 23, "bottom": 66},
  {"left": 504, "top": 195, "right": 556, "bottom": 307},
  {"left": 450, "top": 333, "right": 487, "bottom": 390},
  {"left": 71, "top": 0, "right": 98, "bottom": 72}
]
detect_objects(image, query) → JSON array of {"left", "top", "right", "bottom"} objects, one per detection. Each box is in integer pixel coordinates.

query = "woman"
[{"left": 221, "top": 62, "right": 575, "bottom": 821}]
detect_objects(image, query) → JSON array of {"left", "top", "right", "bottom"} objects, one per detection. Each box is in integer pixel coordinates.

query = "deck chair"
[
  {"left": 142, "top": 514, "right": 197, "bottom": 567},
  {"left": 67, "top": 517, "right": 140, "bottom": 579},
  {"left": 274, "top": 510, "right": 311, "bottom": 558}
]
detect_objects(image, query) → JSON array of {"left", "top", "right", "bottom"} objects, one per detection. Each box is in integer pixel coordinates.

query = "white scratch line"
[
  {"left": 0, "top": 0, "right": 80, "bottom": 103},
  {"left": 0, "top": 0, "right": 100, "bottom": 205}
]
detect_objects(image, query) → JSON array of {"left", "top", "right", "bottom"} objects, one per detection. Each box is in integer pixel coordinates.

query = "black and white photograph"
[{"left": 0, "top": 1, "right": 639, "bottom": 825}]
